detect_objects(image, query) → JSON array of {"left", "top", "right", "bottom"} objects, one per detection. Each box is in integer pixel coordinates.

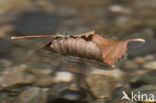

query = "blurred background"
[{"left": 0, "top": 0, "right": 156, "bottom": 103}]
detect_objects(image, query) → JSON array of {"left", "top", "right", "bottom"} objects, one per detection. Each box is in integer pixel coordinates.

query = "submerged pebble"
[
  {"left": 0, "top": 59, "right": 12, "bottom": 69},
  {"left": 61, "top": 90, "right": 81, "bottom": 101},
  {"left": 0, "top": 66, "right": 35, "bottom": 90},
  {"left": 86, "top": 73, "right": 116, "bottom": 101},
  {"left": 48, "top": 83, "right": 71, "bottom": 99},
  {"left": 143, "top": 61, "right": 156, "bottom": 70},
  {"left": 123, "top": 60, "right": 139, "bottom": 69},
  {"left": 134, "top": 57, "right": 147, "bottom": 64},
  {"left": 54, "top": 71, "right": 74, "bottom": 83},
  {"left": 34, "top": 75, "right": 54, "bottom": 87},
  {"left": 27, "top": 64, "right": 52, "bottom": 75},
  {"left": 18, "top": 87, "right": 47, "bottom": 103}
]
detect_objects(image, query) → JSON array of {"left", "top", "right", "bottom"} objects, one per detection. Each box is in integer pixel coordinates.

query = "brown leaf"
[{"left": 45, "top": 31, "right": 145, "bottom": 67}]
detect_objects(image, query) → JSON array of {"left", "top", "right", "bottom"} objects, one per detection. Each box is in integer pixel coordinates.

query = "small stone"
[
  {"left": 134, "top": 57, "right": 147, "bottom": 64},
  {"left": 90, "top": 69, "right": 128, "bottom": 87},
  {"left": 144, "top": 55, "right": 155, "bottom": 61},
  {"left": 18, "top": 87, "right": 47, "bottom": 103},
  {"left": 86, "top": 73, "right": 116, "bottom": 101},
  {"left": 124, "top": 60, "right": 139, "bottom": 69},
  {"left": 143, "top": 61, "right": 156, "bottom": 70},
  {"left": 108, "top": 5, "right": 132, "bottom": 15},
  {"left": 86, "top": 68, "right": 133, "bottom": 102},
  {"left": 42, "top": 88, "right": 50, "bottom": 93},
  {"left": 61, "top": 90, "right": 80, "bottom": 101},
  {"left": 54, "top": 71, "right": 74, "bottom": 83},
  {"left": 27, "top": 64, "right": 52, "bottom": 75},
  {"left": 48, "top": 82, "right": 81, "bottom": 101},
  {"left": 34, "top": 75, "right": 53, "bottom": 87},
  {"left": 130, "top": 69, "right": 147, "bottom": 83},
  {"left": 48, "top": 83, "right": 71, "bottom": 98},
  {"left": 0, "top": 66, "right": 35, "bottom": 89},
  {"left": 0, "top": 59, "right": 12, "bottom": 69}
]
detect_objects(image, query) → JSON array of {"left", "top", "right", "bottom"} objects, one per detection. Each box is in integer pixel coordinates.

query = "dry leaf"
[{"left": 45, "top": 31, "right": 145, "bottom": 67}]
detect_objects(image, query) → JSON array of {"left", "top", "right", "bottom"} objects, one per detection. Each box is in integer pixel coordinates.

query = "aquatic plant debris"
[{"left": 11, "top": 31, "right": 145, "bottom": 67}]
